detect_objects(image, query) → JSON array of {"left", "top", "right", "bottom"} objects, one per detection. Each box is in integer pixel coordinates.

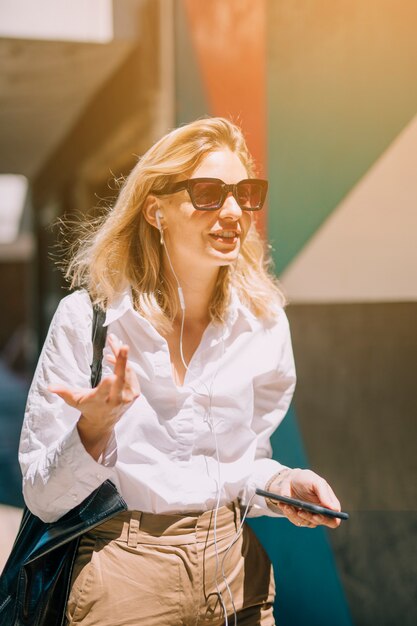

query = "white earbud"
[{"left": 155, "top": 209, "right": 164, "bottom": 244}]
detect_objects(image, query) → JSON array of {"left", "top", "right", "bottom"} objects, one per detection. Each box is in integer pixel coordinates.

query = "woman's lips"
[{"left": 209, "top": 230, "right": 239, "bottom": 244}]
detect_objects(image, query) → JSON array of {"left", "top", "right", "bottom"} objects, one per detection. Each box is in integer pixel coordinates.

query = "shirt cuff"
[
  {"left": 97, "top": 430, "right": 118, "bottom": 467},
  {"left": 246, "top": 458, "right": 290, "bottom": 518},
  {"left": 51, "top": 424, "right": 116, "bottom": 511}
]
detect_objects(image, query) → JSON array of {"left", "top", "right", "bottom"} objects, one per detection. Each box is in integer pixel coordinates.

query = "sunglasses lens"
[
  {"left": 191, "top": 181, "right": 222, "bottom": 209},
  {"left": 237, "top": 181, "right": 265, "bottom": 210},
  {"left": 186, "top": 179, "right": 267, "bottom": 210}
]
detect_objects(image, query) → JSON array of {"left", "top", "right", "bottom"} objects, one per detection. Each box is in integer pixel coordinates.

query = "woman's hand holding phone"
[{"left": 263, "top": 468, "right": 346, "bottom": 528}]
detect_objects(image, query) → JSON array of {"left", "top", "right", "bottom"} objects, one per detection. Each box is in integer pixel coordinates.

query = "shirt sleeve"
[
  {"left": 247, "top": 308, "right": 296, "bottom": 517},
  {"left": 19, "top": 291, "right": 115, "bottom": 522}
]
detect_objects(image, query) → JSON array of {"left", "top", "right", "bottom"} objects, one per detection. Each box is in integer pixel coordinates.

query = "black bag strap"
[{"left": 90, "top": 304, "right": 107, "bottom": 388}]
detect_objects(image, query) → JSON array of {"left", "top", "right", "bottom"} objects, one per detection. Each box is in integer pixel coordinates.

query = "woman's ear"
[
  {"left": 142, "top": 195, "right": 161, "bottom": 229},
  {"left": 143, "top": 195, "right": 165, "bottom": 244}
]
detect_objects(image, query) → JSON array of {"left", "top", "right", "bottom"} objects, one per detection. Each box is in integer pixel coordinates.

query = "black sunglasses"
[{"left": 154, "top": 177, "right": 268, "bottom": 211}]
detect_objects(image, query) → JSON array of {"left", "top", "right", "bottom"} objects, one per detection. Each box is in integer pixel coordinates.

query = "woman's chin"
[
  {"left": 210, "top": 250, "right": 240, "bottom": 267},
  {"left": 208, "top": 241, "right": 240, "bottom": 263}
]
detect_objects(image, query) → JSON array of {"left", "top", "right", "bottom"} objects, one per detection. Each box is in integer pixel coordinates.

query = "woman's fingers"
[
  {"left": 107, "top": 333, "right": 118, "bottom": 354},
  {"left": 276, "top": 469, "right": 343, "bottom": 529},
  {"left": 49, "top": 378, "right": 113, "bottom": 407},
  {"left": 48, "top": 385, "right": 81, "bottom": 408},
  {"left": 108, "top": 347, "right": 127, "bottom": 401},
  {"left": 50, "top": 333, "right": 139, "bottom": 423},
  {"left": 107, "top": 333, "right": 126, "bottom": 360},
  {"left": 280, "top": 503, "right": 339, "bottom": 529},
  {"left": 279, "top": 504, "right": 316, "bottom": 528},
  {"left": 313, "top": 479, "right": 341, "bottom": 512},
  {"left": 106, "top": 334, "right": 127, "bottom": 397},
  {"left": 108, "top": 349, "right": 140, "bottom": 407},
  {"left": 94, "top": 377, "right": 114, "bottom": 400},
  {"left": 279, "top": 504, "right": 303, "bottom": 526},
  {"left": 297, "top": 508, "right": 340, "bottom": 529},
  {"left": 106, "top": 335, "right": 138, "bottom": 402},
  {"left": 113, "top": 345, "right": 128, "bottom": 379},
  {"left": 292, "top": 469, "right": 342, "bottom": 510},
  {"left": 106, "top": 335, "right": 128, "bottom": 383}
]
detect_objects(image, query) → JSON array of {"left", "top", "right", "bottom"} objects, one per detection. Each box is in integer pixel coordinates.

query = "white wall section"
[{"left": 281, "top": 115, "right": 417, "bottom": 302}]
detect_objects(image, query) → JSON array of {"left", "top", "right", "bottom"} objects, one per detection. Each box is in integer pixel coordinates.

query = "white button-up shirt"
[{"left": 19, "top": 288, "right": 296, "bottom": 522}]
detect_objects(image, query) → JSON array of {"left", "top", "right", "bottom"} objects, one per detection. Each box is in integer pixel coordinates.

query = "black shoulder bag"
[{"left": 0, "top": 305, "right": 127, "bottom": 626}]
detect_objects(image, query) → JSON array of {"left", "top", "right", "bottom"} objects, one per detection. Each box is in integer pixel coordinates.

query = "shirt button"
[
  {"left": 71, "top": 494, "right": 77, "bottom": 501},
  {"left": 96, "top": 474, "right": 102, "bottom": 480}
]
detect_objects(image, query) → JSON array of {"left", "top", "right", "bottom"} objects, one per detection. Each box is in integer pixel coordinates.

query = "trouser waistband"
[{"left": 91, "top": 501, "right": 243, "bottom": 547}]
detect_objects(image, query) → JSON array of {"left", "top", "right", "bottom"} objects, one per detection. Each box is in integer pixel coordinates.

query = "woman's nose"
[{"left": 219, "top": 193, "right": 242, "bottom": 219}]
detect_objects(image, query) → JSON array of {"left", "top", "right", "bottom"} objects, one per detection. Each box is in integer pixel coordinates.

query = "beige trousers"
[{"left": 66, "top": 502, "right": 275, "bottom": 625}]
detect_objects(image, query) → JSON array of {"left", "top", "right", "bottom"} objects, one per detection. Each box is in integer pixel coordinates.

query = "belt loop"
[
  {"left": 128, "top": 511, "right": 141, "bottom": 548},
  {"left": 234, "top": 500, "right": 241, "bottom": 532}
]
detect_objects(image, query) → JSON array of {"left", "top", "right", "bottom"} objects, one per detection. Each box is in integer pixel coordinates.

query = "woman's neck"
[{"left": 163, "top": 257, "right": 218, "bottom": 325}]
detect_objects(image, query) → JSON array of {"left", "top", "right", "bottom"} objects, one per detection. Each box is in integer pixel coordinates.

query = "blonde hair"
[{"left": 65, "top": 117, "right": 286, "bottom": 331}]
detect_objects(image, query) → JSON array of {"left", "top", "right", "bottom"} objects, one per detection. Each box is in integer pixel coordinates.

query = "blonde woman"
[{"left": 19, "top": 118, "right": 342, "bottom": 625}]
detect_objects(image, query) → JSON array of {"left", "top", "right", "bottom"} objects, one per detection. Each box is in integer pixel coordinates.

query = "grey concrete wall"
[{"left": 287, "top": 302, "right": 417, "bottom": 625}]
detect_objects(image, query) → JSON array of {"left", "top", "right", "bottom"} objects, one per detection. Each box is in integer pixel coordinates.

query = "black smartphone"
[{"left": 255, "top": 488, "right": 349, "bottom": 520}]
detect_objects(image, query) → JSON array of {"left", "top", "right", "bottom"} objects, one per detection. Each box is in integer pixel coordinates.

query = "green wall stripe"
[{"left": 267, "top": 0, "right": 417, "bottom": 271}]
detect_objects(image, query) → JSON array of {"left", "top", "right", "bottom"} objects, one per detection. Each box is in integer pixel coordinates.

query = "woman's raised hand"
[
  {"left": 49, "top": 334, "right": 140, "bottom": 460},
  {"left": 267, "top": 468, "right": 342, "bottom": 529}
]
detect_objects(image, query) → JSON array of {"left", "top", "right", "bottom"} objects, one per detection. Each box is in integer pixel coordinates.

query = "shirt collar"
[
  {"left": 103, "top": 286, "right": 259, "bottom": 334},
  {"left": 225, "top": 288, "right": 259, "bottom": 333},
  {"left": 103, "top": 287, "right": 135, "bottom": 326}
]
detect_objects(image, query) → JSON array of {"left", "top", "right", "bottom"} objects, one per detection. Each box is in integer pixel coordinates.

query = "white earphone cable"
[{"left": 160, "top": 225, "right": 238, "bottom": 625}]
